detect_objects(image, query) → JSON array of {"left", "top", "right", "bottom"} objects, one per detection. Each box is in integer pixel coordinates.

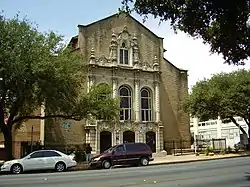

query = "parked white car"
[{"left": 0, "top": 150, "right": 77, "bottom": 174}]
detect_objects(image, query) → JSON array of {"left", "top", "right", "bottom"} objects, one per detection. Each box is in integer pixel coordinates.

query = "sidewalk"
[{"left": 150, "top": 152, "right": 250, "bottom": 165}]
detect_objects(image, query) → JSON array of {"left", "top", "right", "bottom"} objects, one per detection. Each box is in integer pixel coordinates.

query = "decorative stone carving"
[
  {"left": 132, "top": 34, "right": 140, "bottom": 68},
  {"left": 98, "top": 121, "right": 115, "bottom": 132},
  {"left": 153, "top": 56, "right": 160, "bottom": 72},
  {"left": 97, "top": 56, "right": 109, "bottom": 65},
  {"left": 140, "top": 61, "right": 151, "bottom": 70},
  {"left": 120, "top": 121, "right": 134, "bottom": 131},
  {"left": 89, "top": 48, "right": 96, "bottom": 65},
  {"left": 109, "top": 32, "right": 118, "bottom": 66}
]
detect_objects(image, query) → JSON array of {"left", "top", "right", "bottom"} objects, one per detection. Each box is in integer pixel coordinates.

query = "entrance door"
[
  {"left": 146, "top": 131, "right": 156, "bottom": 152},
  {"left": 100, "top": 131, "right": 112, "bottom": 153},
  {"left": 123, "top": 131, "right": 135, "bottom": 143}
]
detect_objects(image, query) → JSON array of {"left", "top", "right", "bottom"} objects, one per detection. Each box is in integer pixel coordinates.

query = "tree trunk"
[
  {"left": 3, "top": 126, "right": 13, "bottom": 161},
  {"left": 229, "top": 116, "right": 247, "bottom": 134},
  {"left": 247, "top": 123, "right": 250, "bottom": 150}
]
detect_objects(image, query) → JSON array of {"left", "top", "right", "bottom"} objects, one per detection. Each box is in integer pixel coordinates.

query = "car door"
[
  {"left": 124, "top": 144, "right": 140, "bottom": 165},
  {"left": 112, "top": 145, "right": 126, "bottom": 165},
  {"left": 43, "top": 151, "right": 61, "bottom": 169},
  {"left": 22, "top": 151, "right": 45, "bottom": 171}
]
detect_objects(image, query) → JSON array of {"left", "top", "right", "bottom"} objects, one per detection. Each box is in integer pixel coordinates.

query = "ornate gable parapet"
[{"left": 87, "top": 26, "right": 161, "bottom": 72}]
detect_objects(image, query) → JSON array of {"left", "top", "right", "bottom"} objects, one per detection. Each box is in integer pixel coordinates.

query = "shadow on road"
[{"left": 244, "top": 172, "right": 250, "bottom": 181}]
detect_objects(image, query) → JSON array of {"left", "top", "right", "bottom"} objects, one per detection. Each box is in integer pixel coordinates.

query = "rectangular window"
[
  {"left": 119, "top": 49, "right": 129, "bottom": 65},
  {"left": 141, "top": 109, "right": 152, "bottom": 122}
]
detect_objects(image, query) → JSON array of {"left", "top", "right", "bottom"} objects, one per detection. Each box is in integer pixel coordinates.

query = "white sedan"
[{"left": 1, "top": 150, "right": 77, "bottom": 174}]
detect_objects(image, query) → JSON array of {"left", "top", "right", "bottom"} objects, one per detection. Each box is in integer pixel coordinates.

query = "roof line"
[
  {"left": 77, "top": 12, "right": 164, "bottom": 39},
  {"left": 163, "top": 57, "right": 188, "bottom": 72}
]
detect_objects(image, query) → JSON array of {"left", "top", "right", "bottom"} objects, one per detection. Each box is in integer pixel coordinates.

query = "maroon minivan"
[{"left": 89, "top": 142, "right": 154, "bottom": 169}]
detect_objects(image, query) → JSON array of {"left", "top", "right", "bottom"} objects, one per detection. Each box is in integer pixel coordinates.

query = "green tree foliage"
[
  {"left": 0, "top": 14, "right": 120, "bottom": 160},
  {"left": 184, "top": 69, "right": 250, "bottom": 139},
  {"left": 121, "top": 0, "right": 250, "bottom": 65}
]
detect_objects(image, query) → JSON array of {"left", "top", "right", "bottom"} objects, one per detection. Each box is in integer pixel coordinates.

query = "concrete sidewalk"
[{"left": 150, "top": 152, "right": 250, "bottom": 165}]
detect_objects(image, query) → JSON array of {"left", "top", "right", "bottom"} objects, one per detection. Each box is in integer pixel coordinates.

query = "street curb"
[
  {"left": 148, "top": 154, "right": 250, "bottom": 166},
  {"left": 70, "top": 154, "right": 250, "bottom": 171}
]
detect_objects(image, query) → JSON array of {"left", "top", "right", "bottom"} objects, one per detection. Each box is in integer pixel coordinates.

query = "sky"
[{"left": 1, "top": 0, "right": 250, "bottom": 89}]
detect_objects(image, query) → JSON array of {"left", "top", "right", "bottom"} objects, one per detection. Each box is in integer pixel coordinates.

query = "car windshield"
[{"left": 103, "top": 146, "right": 116, "bottom": 153}]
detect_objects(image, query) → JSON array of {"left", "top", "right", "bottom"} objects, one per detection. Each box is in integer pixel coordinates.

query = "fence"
[
  {"left": 196, "top": 138, "right": 226, "bottom": 153},
  {"left": 164, "top": 138, "right": 227, "bottom": 155},
  {"left": 164, "top": 139, "right": 192, "bottom": 155}
]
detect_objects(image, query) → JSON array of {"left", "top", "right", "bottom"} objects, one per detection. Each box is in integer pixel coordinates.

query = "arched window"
[
  {"left": 119, "top": 85, "right": 132, "bottom": 120},
  {"left": 141, "top": 88, "right": 152, "bottom": 122},
  {"left": 119, "top": 41, "right": 129, "bottom": 65}
]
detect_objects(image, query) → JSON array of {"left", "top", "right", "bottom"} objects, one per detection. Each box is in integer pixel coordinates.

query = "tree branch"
[
  {"left": 243, "top": 116, "right": 249, "bottom": 124},
  {"left": 12, "top": 114, "right": 81, "bottom": 124},
  {"left": 229, "top": 116, "right": 247, "bottom": 134}
]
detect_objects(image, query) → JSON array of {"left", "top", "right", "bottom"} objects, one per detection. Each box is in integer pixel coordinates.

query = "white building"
[{"left": 190, "top": 117, "right": 249, "bottom": 148}]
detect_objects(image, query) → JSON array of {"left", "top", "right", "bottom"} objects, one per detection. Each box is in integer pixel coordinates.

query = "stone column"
[
  {"left": 135, "top": 128, "right": 139, "bottom": 143},
  {"left": 154, "top": 81, "right": 160, "bottom": 122},
  {"left": 112, "top": 77, "right": 118, "bottom": 98},
  {"left": 88, "top": 75, "right": 94, "bottom": 93},
  {"left": 134, "top": 79, "right": 140, "bottom": 122},
  {"left": 95, "top": 129, "right": 100, "bottom": 154},
  {"left": 112, "top": 131, "right": 116, "bottom": 146},
  {"left": 156, "top": 128, "right": 160, "bottom": 152},
  {"left": 86, "top": 130, "right": 90, "bottom": 143},
  {"left": 120, "top": 131, "right": 123, "bottom": 144}
]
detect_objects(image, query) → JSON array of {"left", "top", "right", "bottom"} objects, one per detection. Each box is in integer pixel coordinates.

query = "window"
[
  {"left": 141, "top": 88, "right": 152, "bottom": 122},
  {"left": 119, "top": 42, "right": 129, "bottom": 65},
  {"left": 119, "top": 86, "right": 132, "bottom": 120},
  {"left": 30, "top": 151, "right": 44, "bottom": 158},
  {"left": 43, "top": 151, "right": 61, "bottom": 157},
  {"left": 115, "top": 145, "right": 125, "bottom": 152}
]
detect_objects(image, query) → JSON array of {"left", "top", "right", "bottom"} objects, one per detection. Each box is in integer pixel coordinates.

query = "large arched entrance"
[
  {"left": 123, "top": 130, "right": 135, "bottom": 143},
  {"left": 100, "top": 131, "right": 112, "bottom": 153},
  {"left": 146, "top": 131, "right": 156, "bottom": 152}
]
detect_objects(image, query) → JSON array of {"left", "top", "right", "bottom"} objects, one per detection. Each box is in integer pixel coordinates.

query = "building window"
[
  {"left": 141, "top": 88, "right": 152, "bottom": 122},
  {"left": 119, "top": 42, "right": 129, "bottom": 65},
  {"left": 119, "top": 86, "right": 132, "bottom": 120}
]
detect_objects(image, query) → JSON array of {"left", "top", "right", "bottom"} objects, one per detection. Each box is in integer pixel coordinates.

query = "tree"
[
  {"left": 0, "top": 14, "right": 120, "bottom": 160},
  {"left": 184, "top": 69, "right": 250, "bottom": 143},
  {"left": 121, "top": 0, "right": 250, "bottom": 65}
]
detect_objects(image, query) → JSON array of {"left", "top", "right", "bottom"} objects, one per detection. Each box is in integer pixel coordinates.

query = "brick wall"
[{"left": 160, "top": 58, "right": 190, "bottom": 142}]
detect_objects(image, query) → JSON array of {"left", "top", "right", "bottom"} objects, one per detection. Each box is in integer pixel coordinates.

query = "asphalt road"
[{"left": 1, "top": 157, "right": 250, "bottom": 187}]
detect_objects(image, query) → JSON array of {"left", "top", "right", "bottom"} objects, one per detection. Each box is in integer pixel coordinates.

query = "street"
[{"left": 0, "top": 157, "right": 249, "bottom": 187}]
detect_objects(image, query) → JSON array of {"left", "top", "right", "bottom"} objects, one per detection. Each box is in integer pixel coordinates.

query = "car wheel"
[
  {"left": 55, "top": 162, "right": 66, "bottom": 172},
  {"left": 102, "top": 160, "right": 111, "bottom": 169},
  {"left": 11, "top": 164, "right": 23, "bottom": 174},
  {"left": 140, "top": 157, "right": 149, "bottom": 166}
]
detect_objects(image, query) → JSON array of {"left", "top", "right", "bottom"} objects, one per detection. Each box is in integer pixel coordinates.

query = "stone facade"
[{"left": 67, "top": 13, "right": 190, "bottom": 153}]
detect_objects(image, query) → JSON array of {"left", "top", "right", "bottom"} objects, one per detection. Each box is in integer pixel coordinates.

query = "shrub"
[{"left": 205, "top": 146, "right": 214, "bottom": 156}]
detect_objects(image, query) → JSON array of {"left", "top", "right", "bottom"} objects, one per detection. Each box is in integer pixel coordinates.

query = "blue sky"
[{"left": 1, "top": 0, "right": 249, "bottom": 88}]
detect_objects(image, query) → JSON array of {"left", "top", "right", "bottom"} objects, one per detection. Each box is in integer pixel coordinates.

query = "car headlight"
[
  {"left": 2, "top": 161, "right": 11, "bottom": 166},
  {"left": 93, "top": 157, "right": 100, "bottom": 161}
]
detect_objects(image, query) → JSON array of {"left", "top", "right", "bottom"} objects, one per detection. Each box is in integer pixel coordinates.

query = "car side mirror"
[
  {"left": 112, "top": 150, "right": 115, "bottom": 154},
  {"left": 26, "top": 156, "right": 31, "bottom": 159}
]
